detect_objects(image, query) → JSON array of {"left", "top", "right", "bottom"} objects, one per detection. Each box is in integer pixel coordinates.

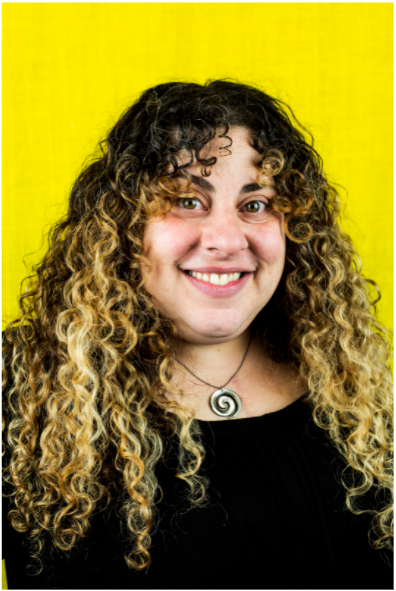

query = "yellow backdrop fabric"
[
  {"left": 1, "top": 4, "right": 393, "bottom": 587},
  {"left": 3, "top": 3, "right": 393, "bottom": 330}
]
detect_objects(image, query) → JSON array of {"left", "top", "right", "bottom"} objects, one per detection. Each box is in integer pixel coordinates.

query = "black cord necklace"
[{"left": 174, "top": 333, "right": 253, "bottom": 419}]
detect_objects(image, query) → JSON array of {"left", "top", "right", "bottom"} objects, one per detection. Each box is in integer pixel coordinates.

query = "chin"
[
  {"left": 181, "top": 321, "right": 246, "bottom": 343},
  {"left": 200, "top": 329, "right": 237, "bottom": 340}
]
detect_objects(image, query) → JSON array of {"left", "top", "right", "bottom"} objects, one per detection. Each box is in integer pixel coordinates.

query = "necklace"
[{"left": 174, "top": 333, "right": 253, "bottom": 419}]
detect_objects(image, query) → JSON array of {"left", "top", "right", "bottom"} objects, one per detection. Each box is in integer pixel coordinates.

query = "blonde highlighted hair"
[{"left": 3, "top": 80, "right": 393, "bottom": 573}]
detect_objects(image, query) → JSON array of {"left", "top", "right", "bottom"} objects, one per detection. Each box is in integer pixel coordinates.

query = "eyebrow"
[{"left": 174, "top": 173, "right": 273, "bottom": 195}]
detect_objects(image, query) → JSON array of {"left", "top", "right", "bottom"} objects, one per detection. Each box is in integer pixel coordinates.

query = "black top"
[{"left": 3, "top": 397, "right": 393, "bottom": 590}]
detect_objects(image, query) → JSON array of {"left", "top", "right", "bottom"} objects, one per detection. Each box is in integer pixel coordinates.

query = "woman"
[{"left": 3, "top": 80, "right": 393, "bottom": 589}]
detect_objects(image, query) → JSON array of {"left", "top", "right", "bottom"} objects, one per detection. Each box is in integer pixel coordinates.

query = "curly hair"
[{"left": 3, "top": 79, "right": 393, "bottom": 573}]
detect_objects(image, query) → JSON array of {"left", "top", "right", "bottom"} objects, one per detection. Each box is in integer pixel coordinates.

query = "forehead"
[{"left": 174, "top": 126, "right": 261, "bottom": 176}]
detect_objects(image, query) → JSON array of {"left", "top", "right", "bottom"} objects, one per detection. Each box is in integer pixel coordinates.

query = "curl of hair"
[{"left": 3, "top": 79, "right": 393, "bottom": 572}]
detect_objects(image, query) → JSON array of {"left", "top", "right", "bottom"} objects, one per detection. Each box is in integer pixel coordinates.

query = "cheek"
[
  {"left": 144, "top": 218, "right": 196, "bottom": 264},
  {"left": 255, "top": 221, "right": 285, "bottom": 265}
]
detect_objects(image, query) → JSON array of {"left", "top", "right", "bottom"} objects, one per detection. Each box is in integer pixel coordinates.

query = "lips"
[
  {"left": 179, "top": 267, "right": 255, "bottom": 273},
  {"left": 180, "top": 267, "right": 252, "bottom": 297}
]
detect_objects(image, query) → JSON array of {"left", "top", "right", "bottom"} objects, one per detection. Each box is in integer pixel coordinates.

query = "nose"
[{"left": 200, "top": 209, "right": 248, "bottom": 255}]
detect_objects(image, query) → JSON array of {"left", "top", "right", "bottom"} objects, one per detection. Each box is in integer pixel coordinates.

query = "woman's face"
[{"left": 142, "top": 127, "right": 285, "bottom": 345}]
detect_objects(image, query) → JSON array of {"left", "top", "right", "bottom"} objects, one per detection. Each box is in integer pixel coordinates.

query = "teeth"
[
  {"left": 188, "top": 271, "right": 242, "bottom": 285},
  {"left": 210, "top": 274, "right": 221, "bottom": 286}
]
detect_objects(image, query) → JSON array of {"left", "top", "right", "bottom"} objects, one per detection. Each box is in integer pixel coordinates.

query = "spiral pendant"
[{"left": 210, "top": 388, "right": 242, "bottom": 419}]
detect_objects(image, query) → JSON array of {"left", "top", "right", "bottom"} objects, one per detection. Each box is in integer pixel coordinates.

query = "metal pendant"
[{"left": 210, "top": 388, "right": 242, "bottom": 419}]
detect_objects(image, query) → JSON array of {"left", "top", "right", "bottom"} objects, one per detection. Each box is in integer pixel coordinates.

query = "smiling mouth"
[{"left": 181, "top": 270, "right": 248, "bottom": 286}]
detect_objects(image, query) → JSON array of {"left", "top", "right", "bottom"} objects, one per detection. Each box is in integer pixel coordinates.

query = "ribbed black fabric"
[{"left": 3, "top": 397, "right": 393, "bottom": 590}]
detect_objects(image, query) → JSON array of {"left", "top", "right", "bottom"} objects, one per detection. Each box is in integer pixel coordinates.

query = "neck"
[
  {"left": 174, "top": 328, "right": 253, "bottom": 388},
  {"left": 169, "top": 329, "right": 307, "bottom": 421}
]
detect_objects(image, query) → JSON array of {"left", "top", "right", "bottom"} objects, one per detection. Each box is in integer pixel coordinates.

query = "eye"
[
  {"left": 241, "top": 200, "right": 268, "bottom": 214},
  {"left": 176, "top": 197, "right": 204, "bottom": 210},
  {"left": 170, "top": 194, "right": 208, "bottom": 218},
  {"left": 239, "top": 199, "right": 273, "bottom": 223}
]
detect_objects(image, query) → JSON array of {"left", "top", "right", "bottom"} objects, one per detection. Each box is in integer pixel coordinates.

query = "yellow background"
[
  {"left": 1, "top": 4, "right": 394, "bottom": 586},
  {"left": 3, "top": 3, "right": 393, "bottom": 331}
]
